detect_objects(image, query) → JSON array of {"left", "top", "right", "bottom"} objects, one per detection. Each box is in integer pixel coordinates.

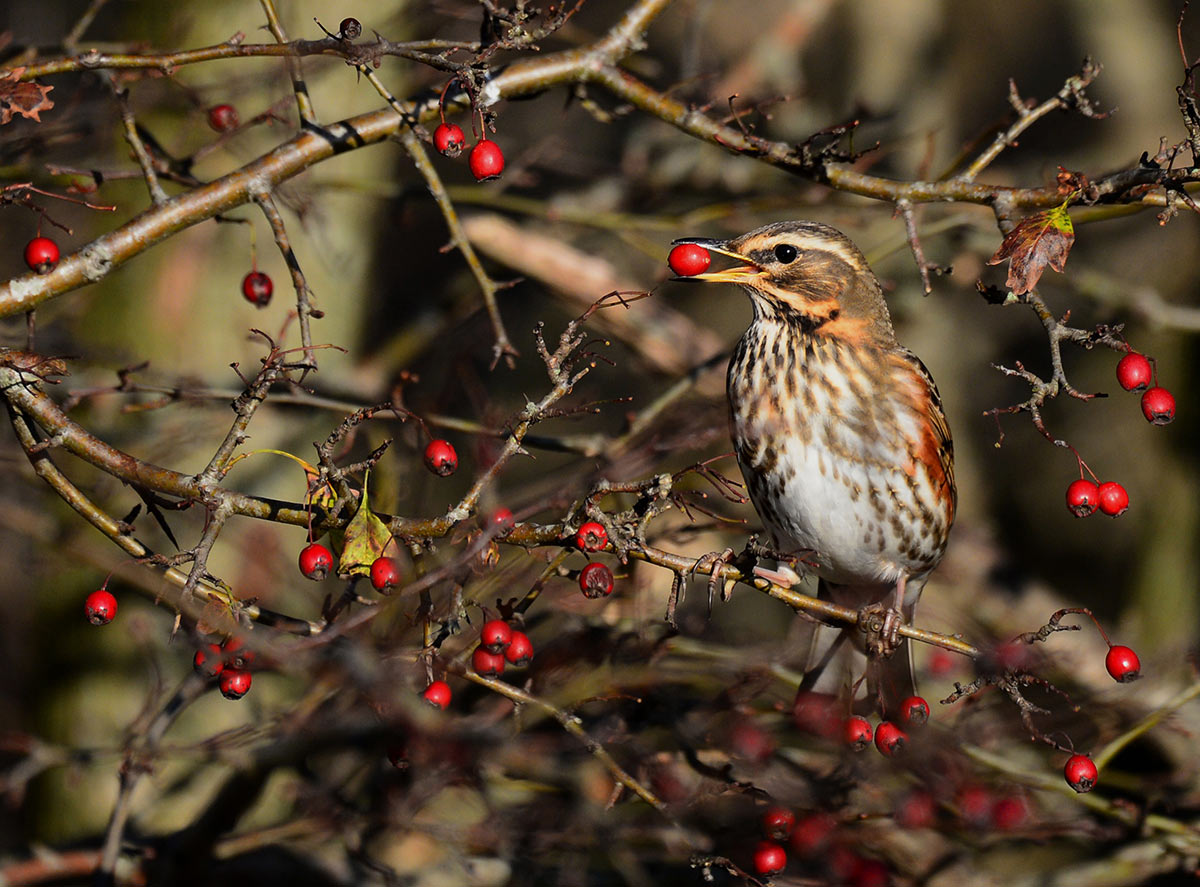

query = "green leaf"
[{"left": 337, "top": 473, "right": 393, "bottom": 577}]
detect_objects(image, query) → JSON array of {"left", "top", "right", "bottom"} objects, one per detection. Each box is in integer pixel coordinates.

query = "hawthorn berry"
[
  {"left": 762, "top": 806, "right": 796, "bottom": 841},
  {"left": 842, "top": 716, "right": 873, "bottom": 751},
  {"left": 207, "top": 103, "right": 240, "bottom": 132},
  {"left": 24, "top": 236, "right": 59, "bottom": 273},
  {"left": 752, "top": 841, "right": 787, "bottom": 877},
  {"left": 219, "top": 668, "right": 252, "bottom": 700},
  {"left": 241, "top": 270, "right": 273, "bottom": 307},
  {"left": 579, "top": 561, "right": 614, "bottom": 598},
  {"left": 667, "top": 243, "right": 711, "bottom": 277},
  {"left": 472, "top": 645, "right": 506, "bottom": 678},
  {"left": 1066, "top": 478, "right": 1100, "bottom": 517},
  {"left": 298, "top": 542, "right": 334, "bottom": 580},
  {"left": 896, "top": 790, "right": 936, "bottom": 829},
  {"left": 850, "top": 858, "right": 890, "bottom": 887},
  {"left": 468, "top": 139, "right": 505, "bottom": 181},
  {"left": 1115, "top": 351, "right": 1153, "bottom": 392},
  {"left": 1141, "top": 386, "right": 1176, "bottom": 425},
  {"left": 84, "top": 589, "right": 117, "bottom": 625},
  {"left": 433, "top": 122, "right": 466, "bottom": 157},
  {"left": 1105, "top": 644, "right": 1141, "bottom": 682},
  {"left": 423, "top": 439, "right": 458, "bottom": 476},
  {"left": 422, "top": 679, "right": 452, "bottom": 709},
  {"left": 955, "top": 784, "right": 992, "bottom": 827},
  {"left": 221, "top": 636, "right": 256, "bottom": 670},
  {"left": 505, "top": 630, "right": 533, "bottom": 666},
  {"left": 1064, "top": 754, "right": 1098, "bottom": 793},
  {"left": 491, "top": 508, "right": 514, "bottom": 532},
  {"left": 369, "top": 556, "right": 401, "bottom": 591},
  {"left": 729, "top": 718, "right": 775, "bottom": 763},
  {"left": 792, "top": 690, "right": 840, "bottom": 739},
  {"left": 1096, "top": 481, "right": 1129, "bottom": 517},
  {"left": 873, "top": 720, "right": 907, "bottom": 757},
  {"left": 339, "top": 17, "right": 362, "bottom": 39},
  {"left": 789, "top": 812, "right": 836, "bottom": 856},
  {"left": 899, "top": 695, "right": 930, "bottom": 727},
  {"left": 193, "top": 643, "right": 225, "bottom": 678},
  {"left": 480, "top": 619, "right": 513, "bottom": 654},
  {"left": 575, "top": 521, "right": 608, "bottom": 552},
  {"left": 991, "top": 795, "right": 1028, "bottom": 831}
]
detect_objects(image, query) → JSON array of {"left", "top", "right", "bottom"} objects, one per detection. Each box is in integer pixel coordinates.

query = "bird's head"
[{"left": 672, "top": 221, "right": 895, "bottom": 341}]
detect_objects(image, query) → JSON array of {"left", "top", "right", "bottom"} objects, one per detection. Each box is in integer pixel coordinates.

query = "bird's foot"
[
  {"left": 858, "top": 602, "right": 904, "bottom": 660},
  {"left": 692, "top": 547, "right": 737, "bottom": 611}
]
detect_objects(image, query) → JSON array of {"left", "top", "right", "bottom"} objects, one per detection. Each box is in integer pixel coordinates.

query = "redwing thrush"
[{"left": 673, "top": 221, "right": 956, "bottom": 717}]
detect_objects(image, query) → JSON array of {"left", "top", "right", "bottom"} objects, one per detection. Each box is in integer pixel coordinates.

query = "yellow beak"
[{"left": 669, "top": 237, "right": 763, "bottom": 284}]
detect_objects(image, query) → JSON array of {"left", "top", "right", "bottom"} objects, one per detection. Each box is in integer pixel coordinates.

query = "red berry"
[
  {"left": 207, "top": 103, "right": 240, "bottom": 132},
  {"left": 491, "top": 508, "right": 514, "bottom": 531},
  {"left": 472, "top": 645, "right": 506, "bottom": 678},
  {"left": 842, "top": 716, "right": 873, "bottom": 751},
  {"left": 338, "top": 17, "right": 362, "bottom": 39},
  {"left": 221, "top": 635, "right": 256, "bottom": 670},
  {"left": 84, "top": 589, "right": 117, "bottom": 625},
  {"left": 873, "top": 720, "right": 907, "bottom": 757},
  {"left": 575, "top": 521, "right": 608, "bottom": 552},
  {"left": 423, "top": 439, "right": 458, "bottom": 476},
  {"left": 1116, "top": 351, "right": 1153, "bottom": 392},
  {"left": 1096, "top": 481, "right": 1129, "bottom": 517},
  {"left": 667, "top": 243, "right": 712, "bottom": 277},
  {"left": 480, "top": 619, "right": 513, "bottom": 654},
  {"left": 369, "top": 556, "right": 401, "bottom": 591},
  {"left": 789, "top": 812, "right": 836, "bottom": 856},
  {"left": 1140, "top": 386, "right": 1176, "bottom": 425},
  {"left": 1105, "top": 644, "right": 1141, "bottom": 682},
  {"left": 792, "top": 690, "right": 840, "bottom": 739},
  {"left": 899, "top": 695, "right": 930, "bottom": 727},
  {"left": 1064, "top": 754, "right": 1098, "bottom": 793},
  {"left": 24, "top": 236, "right": 59, "bottom": 273},
  {"left": 241, "top": 270, "right": 273, "bottom": 307},
  {"left": 762, "top": 805, "right": 796, "bottom": 841},
  {"left": 219, "top": 668, "right": 252, "bottom": 699},
  {"left": 850, "top": 858, "right": 890, "bottom": 887},
  {"left": 422, "top": 679, "right": 451, "bottom": 709},
  {"left": 505, "top": 630, "right": 533, "bottom": 666},
  {"left": 896, "top": 790, "right": 935, "bottom": 829},
  {"left": 955, "top": 783, "right": 992, "bottom": 827},
  {"left": 752, "top": 840, "right": 787, "bottom": 877},
  {"left": 579, "top": 561, "right": 614, "bottom": 598},
  {"left": 299, "top": 542, "right": 334, "bottom": 580},
  {"left": 991, "top": 795, "right": 1028, "bottom": 831},
  {"left": 729, "top": 718, "right": 774, "bottom": 763},
  {"left": 468, "top": 139, "right": 505, "bottom": 181},
  {"left": 193, "top": 643, "right": 225, "bottom": 678},
  {"left": 1066, "top": 478, "right": 1100, "bottom": 517},
  {"left": 433, "top": 122, "right": 466, "bottom": 157}
]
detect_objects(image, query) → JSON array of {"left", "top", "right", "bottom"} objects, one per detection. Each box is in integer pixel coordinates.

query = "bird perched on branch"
[{"left": 672, "top": 221, "right": 956, "bottom": 717}]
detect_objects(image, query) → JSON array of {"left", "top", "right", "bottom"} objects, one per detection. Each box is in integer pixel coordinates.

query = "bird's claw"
[{"left": 858, "top": 602, "right": 904, "bottom": 659}]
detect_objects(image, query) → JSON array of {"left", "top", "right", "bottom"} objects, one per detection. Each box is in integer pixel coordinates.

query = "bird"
[{"left": 671, "top": 221, "right": 956, "bottom": 718}]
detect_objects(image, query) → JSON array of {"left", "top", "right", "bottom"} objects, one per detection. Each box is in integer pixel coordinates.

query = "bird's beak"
[{"left": 669, "top": 237, "right": 762, "bottom": 283}]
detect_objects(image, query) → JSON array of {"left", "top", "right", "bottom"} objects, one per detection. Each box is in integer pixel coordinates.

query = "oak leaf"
[
  {"left": 986, "top": 202, "right": 1074, "bottom": 295},
  {"left": 0, "top": 67, "right": 54, "bottom": 124}
]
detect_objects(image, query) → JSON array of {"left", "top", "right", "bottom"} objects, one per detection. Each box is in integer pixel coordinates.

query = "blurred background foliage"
[{"left": 0, "top": 0, "right": 1199, "bottom": 883}]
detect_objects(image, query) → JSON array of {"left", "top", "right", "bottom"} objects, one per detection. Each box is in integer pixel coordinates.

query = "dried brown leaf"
[
  {"left": 0, "top": 67, "right": 54, "bottom": 124},
  {"left": 986, "top": 203, "right": 1075, "bottom": 295}
]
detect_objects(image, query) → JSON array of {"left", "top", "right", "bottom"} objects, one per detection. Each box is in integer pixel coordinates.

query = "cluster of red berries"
[
  {"left": 1116, "top": 351, "right": 1176, "bottom": 425},
  {"left": 472, "top": 618, "right": 534, "bottom": 678},
  {"left": 298, "top": 541, "right": 403, "bottom": 592},
  {"left": 1065, "top": 350, "right": 1176, "bottom": 519},
  {"left": 841, "top": 695, "right": 929, "bottom": 758},
  {"left": 432, "top": 121, "right": 504, "bottom": 181},
  {"left": 574, "top": 521, "right": 615, "bottom": 598},
  {"left": 751, "top": 806, "right": 887, "bottom": 884},
  {"left": 24, "top": 236, "right": 60, "bottom": 274},
  {"left": 193, "top": 636, "right": 256, "bottom": 700}
]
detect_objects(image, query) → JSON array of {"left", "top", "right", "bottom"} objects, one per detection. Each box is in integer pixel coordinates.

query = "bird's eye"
[{"left": 773, "top": 243, "right": 798, "bottom": 264}]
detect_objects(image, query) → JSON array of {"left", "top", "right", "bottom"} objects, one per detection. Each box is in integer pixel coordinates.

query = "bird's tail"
[{"left": 797, "top": 578, "right": 917, "bottom": 720}]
